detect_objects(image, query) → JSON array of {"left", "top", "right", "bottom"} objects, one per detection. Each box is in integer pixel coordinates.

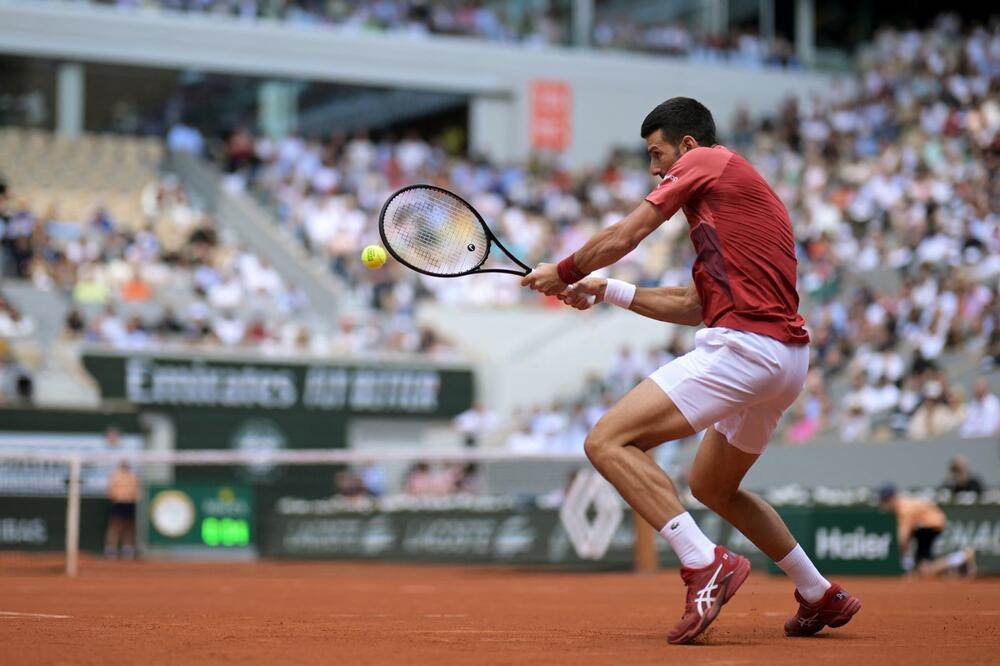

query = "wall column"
[
  {"left": 795, "top": 0, "right": 815, "bottom": 66},
  {"left": 759, "top": 0, "right": 775, "bottom": 46},
  {"left": 572, "top": 0, "right": 594, "bottom": 47},
  {"left": 257, "top": 79, "right": 299, "bottom": 139},
  {"left": 56, "top": 62, "right": 84, "bottom": 137}
]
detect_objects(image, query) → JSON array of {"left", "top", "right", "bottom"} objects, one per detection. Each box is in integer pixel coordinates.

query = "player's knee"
[
  {"left": 689, "top": 475, "right": 735, "bottom": 510},
  {"left": 583, "top": 431, "right": 607, "bottom": 465},
  {"left": 583, "top": 426, "right": 618, "bottom": 466}
]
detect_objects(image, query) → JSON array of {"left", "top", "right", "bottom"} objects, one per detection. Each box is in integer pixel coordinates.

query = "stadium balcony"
[{"left": 0, "top": 0, "right": 838, "bottom": 165}]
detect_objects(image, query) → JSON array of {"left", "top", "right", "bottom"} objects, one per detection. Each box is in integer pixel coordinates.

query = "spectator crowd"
[
  {"left": 3, "top": 15, "right": 997, "bottom": 444},
  {"left": 78, "top": 0, "right": 801, "bottom": 67},
  {"left": 496, "top": 16, "right": 999, "bottom": 448},
  {"left": 0, "top": 170, "right": 453, "bottom": 357}
]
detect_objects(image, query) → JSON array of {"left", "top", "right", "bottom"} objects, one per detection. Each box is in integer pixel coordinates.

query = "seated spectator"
[
  {"left": 506, "top": 424, "right": 545, "bottom": 454},
  {"left": 839, "top": 403, "right": 871, "bottom": 443},
  {"left": 451, "top": 463, "right": 481, "bottom": 494},
  {"left": 0, "top": 342, "right": 33, "bottom": 405},
  {"left": 841, "top": 372, "right": 880, "bottom": 417},
  {"left": 907, "top": 385, "right": 966, "bottom": 440},
  {"left": 942, "top": 455, "right": 984, "bottom": 497},
  {"left": 0, "top": 299, "right": 34, "bottom": 338},
  {"left": 959, "top": 378, "right": 1000, "bottom": 439},
  {"left": 334, "top": 469, "right": 374, "bottom": 499},
  {"left": 402, "top": 461, "right": 455, "bottom": 496},
  {"left": 785, "top": 402, "right": 821, "bottom": 445},
  {"left": 453, "top": 402, "right": 499, "bottom": 448},
  {"left": 166, "top": 119, "right": 204, "bottom": 155}
]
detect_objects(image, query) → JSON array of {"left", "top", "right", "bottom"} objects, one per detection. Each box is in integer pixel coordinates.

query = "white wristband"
[{"left": 603, "top": 279, "right": 636, "bottom": 309}]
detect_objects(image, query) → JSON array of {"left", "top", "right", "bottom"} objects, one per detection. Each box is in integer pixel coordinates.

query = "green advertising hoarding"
[
  {"left": 81, "top": 353, "right": 475, "bottom": 455},
  {"left": 83, "top": 353, "right": 474, "bottom": 421},
  {"left": 774, "top": 506, "right": 902, "bottom": 575},
  {"left": 937, "top": 504, "right": 1000, "bottom": 573},
  {"left": 259, "top": 499, "right": 768, "bottom": 569},
  {"left": 146, "top": 484, "right": 255, "bottom": 553},
  {"left": 259, "top": 499, "right": 923, "bottom": 574},
  {"left": 0, "top": 496, "right": 110, "bottom": 552}
]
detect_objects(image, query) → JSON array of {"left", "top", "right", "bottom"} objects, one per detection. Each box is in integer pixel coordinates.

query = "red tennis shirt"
[{"left": 645, "top": 145, "right": 809, "bottom": 345}]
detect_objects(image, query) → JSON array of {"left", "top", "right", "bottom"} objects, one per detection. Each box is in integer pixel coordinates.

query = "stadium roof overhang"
[{"left": 0, "top": 1, "right": 509, "bottom": 94}]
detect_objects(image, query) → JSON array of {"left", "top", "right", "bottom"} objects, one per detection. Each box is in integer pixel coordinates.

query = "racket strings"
[{"left": 382, "top": 188, "right": 489, "bottom": 276}]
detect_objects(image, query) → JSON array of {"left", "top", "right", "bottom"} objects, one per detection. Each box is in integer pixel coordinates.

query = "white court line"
[
  {"left": 884, "top": 610, "right": 1000, "bottom": 617},
  {"left": 0, "top": 611, "right": 71, "bottom": 619}
]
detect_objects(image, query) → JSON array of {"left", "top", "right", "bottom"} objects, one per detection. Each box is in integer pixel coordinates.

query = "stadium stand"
[
  {"left": 2, "top": 17, "right": 994, "bottom": 442},
  {"left": 66, "top": 0, "right": 801, "bottom": 66},
  {"left": 2, "top": 11, "right": 1000, "bottom": 663},
  {"left": 175, "top": 17, "right": 997, "bottom": 445},
  {"left": 0, "top": 129, "right": 460, "bottom": 363}
]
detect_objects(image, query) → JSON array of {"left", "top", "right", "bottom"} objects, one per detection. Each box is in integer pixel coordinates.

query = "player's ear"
[{"left": 679, "top": 135, "right": 699, "bottom": 154}]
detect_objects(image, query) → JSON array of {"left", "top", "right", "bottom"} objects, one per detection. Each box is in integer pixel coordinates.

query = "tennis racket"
[{"left": 378, "top": 184, "right": 532, "bottom": 278}]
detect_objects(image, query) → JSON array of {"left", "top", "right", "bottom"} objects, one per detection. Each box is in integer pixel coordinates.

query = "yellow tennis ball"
[{"left": 361, "top": 245, "right": 387, "bottom": 269}]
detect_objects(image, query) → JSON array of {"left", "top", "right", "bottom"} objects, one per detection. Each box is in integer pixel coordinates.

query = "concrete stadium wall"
[
  {"left": 0, "top": 1, "right": 843, "bottom": 165},
  {"left": 677, "top": 436, "right": 1000, "bottom": 491},
  {"left": 417, "top": 303, "right": 678, "bottom": 416}
]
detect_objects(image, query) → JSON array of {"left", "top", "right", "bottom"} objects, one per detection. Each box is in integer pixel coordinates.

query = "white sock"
[
  {"left": 776, "top": 544, "right": 831, "bottom": 604},
  {"left": 659, "top": 511, "right": 717, "bottom": 569}
]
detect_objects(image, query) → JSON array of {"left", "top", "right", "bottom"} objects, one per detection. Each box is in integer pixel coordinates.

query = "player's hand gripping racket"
[{"left": 378, "top": 184, "right": 531, "bottom": 278}]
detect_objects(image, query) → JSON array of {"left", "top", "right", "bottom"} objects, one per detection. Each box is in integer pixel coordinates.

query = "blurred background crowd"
[
  {"left": 83, "top": 0, "right": 800, "bottom": 67},
  {"left": 1, "top": 13, "right": 997, "bottom": 446}
]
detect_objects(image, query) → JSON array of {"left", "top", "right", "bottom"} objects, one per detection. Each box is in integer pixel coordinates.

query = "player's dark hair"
[{"left": 641, "top": 97, "right": 717, "bottom": 147}]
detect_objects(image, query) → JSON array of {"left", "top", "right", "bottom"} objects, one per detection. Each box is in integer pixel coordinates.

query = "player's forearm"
[
  {"left": 572, "top": 224, "right": 636, "bottom": 273},
  {"left": 590, "top": 280, "right": 702, "bottom": 325},
  {"left": 571, "top": 202, "right": 665, "bottom": 274},
  {"left": 629, "top": 285, "right": 703, "bottom": 326}
]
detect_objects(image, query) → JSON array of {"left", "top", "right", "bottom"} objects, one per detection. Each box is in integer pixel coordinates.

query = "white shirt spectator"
[
  {"left": 453, "top": 405, "right": 500, "bottom": 444},
  {"left": 213, "top": 314, "right": 246, "bottom": 346},
  {"left": 208, "top": 276, "right": 244, "bottom": 310},
  {"left": 0, "top": 309, "right": 34, "bottom": 338},
  {"left": 839, "top": 406, "right": 871, "bottom": 443},
  {"left": 506, "top": 428, "right": 545, "bottom": 454},
  {"left": 959, "top": 380, "right": 1000, "bottom": 439},
  {"left": 99, "top": 313, "right": 128, "bottom": 347}
]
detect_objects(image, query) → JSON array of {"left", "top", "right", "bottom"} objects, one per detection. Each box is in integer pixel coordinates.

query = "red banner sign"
[{"left": 530, "top": 80, "right": 572, "bottom": 152}]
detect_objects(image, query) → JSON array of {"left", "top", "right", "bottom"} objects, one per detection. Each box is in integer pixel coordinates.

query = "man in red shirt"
[{"left": 522, "top": 97, "right": 861, "bottom": 644}]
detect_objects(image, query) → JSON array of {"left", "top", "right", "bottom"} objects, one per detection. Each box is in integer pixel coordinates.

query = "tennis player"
[{"left": 522, "top": 97, "right": 861, "bottom": 643}]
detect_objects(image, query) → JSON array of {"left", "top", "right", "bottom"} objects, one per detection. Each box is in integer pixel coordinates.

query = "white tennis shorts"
[{"left": 649, "top": 327, "right": 809, "bottom": 454}]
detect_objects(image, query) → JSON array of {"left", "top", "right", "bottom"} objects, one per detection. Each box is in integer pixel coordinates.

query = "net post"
[
  {"left": 65, "top": 456, "right": 82, "bottom": 578},
  {"left": 632, "top": 509, "right": 658, "bottom": 574}
]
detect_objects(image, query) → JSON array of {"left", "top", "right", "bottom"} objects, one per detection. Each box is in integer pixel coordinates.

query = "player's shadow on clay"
[{"left": 682, "top": 632, "right": 870, "bottom": 646}]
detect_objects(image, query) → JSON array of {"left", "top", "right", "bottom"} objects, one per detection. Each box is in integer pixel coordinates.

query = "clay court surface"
[{"left": 2, "top": 556, "right": 998, "bottom": 665}]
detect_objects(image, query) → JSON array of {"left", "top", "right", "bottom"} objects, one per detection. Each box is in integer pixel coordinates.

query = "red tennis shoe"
[
  {"left": 667, "top": 546, "right": 751, "bottom": 645},
  {"left": 784, "top": 582, "right": 861, "bottom": 637}
]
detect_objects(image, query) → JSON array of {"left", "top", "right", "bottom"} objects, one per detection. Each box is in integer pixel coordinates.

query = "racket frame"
[{"left": 378, "top": 184, "right": 532, "bottom": 278}]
